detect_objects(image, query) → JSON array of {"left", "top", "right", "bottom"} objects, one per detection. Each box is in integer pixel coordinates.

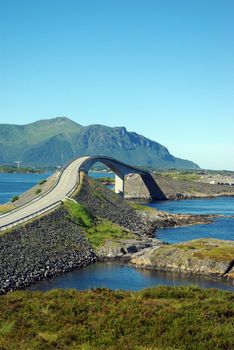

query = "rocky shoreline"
[
  {"left": 0, "top": 174, "right": 154, "bottom": 294},
  {"left": 128, "top": 239, "right": 234, "bottom": 285},
  {"left": 136, "top": 206, "right": 216, "bottom": 230},
  {"left": 1, "top": 174, "right": 233, "bottom": 294},
  {"left": 94, "top": 236, "right": 234, "bottom": 285}
]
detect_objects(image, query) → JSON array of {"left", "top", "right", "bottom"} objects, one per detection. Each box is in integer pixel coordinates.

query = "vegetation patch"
[
  {"left": 0, "top": 204, "right": 16, "bottom": 214},
  {"left": 0, "top": 165, "right": 43, "bottom": 174},
  {"left": 0, "top": 286, "right": 233, "bottom": 350},
  {"left": 93, "top": 189, "right": 106, "bottom": 201},
  {"left": 35, "top": 188, "right": 42, "bottom": 195},
  {"left": 39, "top": 179, "right": 47, "bottom": 185},
  {"left": 95, "top": 177, "right": 114, "bottom": 184},
  {"left": 64, "top": 200, "right": 92, "bottom": 228},
  {"left": 160, "top": 171, "right": 201, "bottom": 182},
  {"left": 86, "top": 219, "right": 136, "bottom": 248},
  {"left": 128, "top": 201, "right": 155, "bottom": 212},
  {"left": 176, "top": 239, "right": 234, "bottom": 262},
  {"left": 64, "top": 199, "right": 135, "bottom": 248},
  {"left": 11, "top": 195, "right": 19, "bottom": 202}
]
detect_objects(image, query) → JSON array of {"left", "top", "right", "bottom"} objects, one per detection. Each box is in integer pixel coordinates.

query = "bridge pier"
[{"left": 115, "top": 174, "right": 124, "bottom": 197}]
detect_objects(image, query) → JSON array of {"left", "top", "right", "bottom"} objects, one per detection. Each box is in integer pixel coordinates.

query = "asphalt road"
[{"left": 0, "top": 156, "right": 89, "bottom": 230}]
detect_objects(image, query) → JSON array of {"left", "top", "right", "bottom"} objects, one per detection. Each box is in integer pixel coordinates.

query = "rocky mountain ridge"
[{"left": 0, "top": 116, "right": 199, "bottom": 169}]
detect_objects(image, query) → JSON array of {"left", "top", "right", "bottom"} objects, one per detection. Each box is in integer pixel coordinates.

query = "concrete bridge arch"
[{"left": 79, "top": 156, "right": 166, "bottom": 200}]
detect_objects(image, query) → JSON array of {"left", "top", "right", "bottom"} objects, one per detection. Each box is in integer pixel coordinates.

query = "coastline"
[{"left": 0, "top": 174, "right": 233, "bottom": 294}]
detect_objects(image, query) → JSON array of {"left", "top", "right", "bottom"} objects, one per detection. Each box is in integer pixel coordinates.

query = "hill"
[{"left": 0, "top": 117, "right": 199, "bottom": 169}]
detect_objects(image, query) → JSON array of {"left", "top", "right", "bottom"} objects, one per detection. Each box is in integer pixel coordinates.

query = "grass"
[
  {"left": 93, "top": 189, "right": 106, "bottom": 200},
  {"left": 95, "top": 177, "right": 115, "bottom": 183},
  {"left": 161, "top": 171, "right": 201, "bottom": 182},
  {"left": 128, "top": 201, "right": 155, "bottom": 212},
  {"left": 64, "top": 199, "right": 136, "bottom": 248},
  {"left": 86, "top": 219, "right": 136, "bottom": 248},
  {"left": 64, "top": 200, "right": 92, "bottom": 228},
  {"left": 0, "top": 286, "right": 233, "bottom": 350},
  {"left": 176, "top": 239, "right": 234, "bottom": 262},
  {"left": 0, "top": 204, "right": 16, "bottom": 214}
]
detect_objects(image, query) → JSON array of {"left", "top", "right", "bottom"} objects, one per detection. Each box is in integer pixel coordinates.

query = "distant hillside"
[{"left": 0, "top": 117, "right": 199, "bottom": 169}]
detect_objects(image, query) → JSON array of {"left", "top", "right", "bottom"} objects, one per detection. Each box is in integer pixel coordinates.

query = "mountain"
[{"left": 0, "top": 117, "right": 199, "bottom": 169}]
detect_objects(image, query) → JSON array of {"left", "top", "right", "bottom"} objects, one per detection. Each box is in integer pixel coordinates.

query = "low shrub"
[
  {"left": 0, "top": 287, "right": 233, "bottom": 350},
  {"left": 11, "top": 195, "right": 19, "bottom": 202},
  {"left": 39, "top": 179, "right": 47, "bottom": 185}
]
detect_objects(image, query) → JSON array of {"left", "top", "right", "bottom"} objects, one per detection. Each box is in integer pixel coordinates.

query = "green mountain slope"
[{"left": 0, "top": 117, "right": 199, "bottom": 169}]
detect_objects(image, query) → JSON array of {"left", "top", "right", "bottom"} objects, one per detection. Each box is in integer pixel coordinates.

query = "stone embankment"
[
  {"left": 1, "top": 173, "right": 233, "bottom": 294},
  {"left": 125, "top": 174, "right": 234, "bottom": 200},
  {"left": 0, "top": 175, "right": 154, "bottom": 294},
  {"left": 0, "top": 207, "right": 96, "bottom": 294},
  {"left": 74, "top": 175, "right": 155, "bottom": 237}
]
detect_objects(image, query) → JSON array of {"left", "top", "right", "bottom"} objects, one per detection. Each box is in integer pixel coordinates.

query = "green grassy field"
[
  {"left": 0, "top": 286, "right": 233, "bottom": 350},
  {"left": 64, "top": 200, "right": 136, "bottom": 248}
]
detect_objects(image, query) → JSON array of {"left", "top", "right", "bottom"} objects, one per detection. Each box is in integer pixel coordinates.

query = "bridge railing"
[
  {"left": 80, "top": 155, "right": 150, "bottom": 176},
  {"left": 0, "top": 155, "right": 153, "bottom": 231},
  {"left": 0, "top": 162, "right": 82, "bottom": 232},
  {"left": 0, "top": 201, "right": 63, "bottom": 232},
  {"left": 0, "top": 156, "right": 79, "bottom": 219}
]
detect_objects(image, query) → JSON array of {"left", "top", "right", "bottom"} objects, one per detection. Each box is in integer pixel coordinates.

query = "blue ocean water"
[
  {"left": 157, "top": 217, "right": 234, "bottom": 244},
  {"left": 145, "top": 197, "right": 234, "bottom": 243},
  {"left": 147, "top": 196, "right": 234, "bottom": 216},
  {"left": 89, "top": 171, "right": 115, "bottom": 179},
  {"left": 28, "top": 262, "right": 234, "bottom": 292},
  {"left": 0, "top": 171, "right": 113, "bottom": 204},
  {"left": 0, "top": 172, "right": 51, "bottom": 204},
  {"left": 1, "top": 172, "right": 233, "bottom": 292}
]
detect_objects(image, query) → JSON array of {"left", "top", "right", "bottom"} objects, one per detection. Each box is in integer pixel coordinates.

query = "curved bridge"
[
  {"left": 80, "top": 156, "right": 165, "bottom": 199},
  {"left": 0, "top": 156, "right": 165, "bottom": 231}
]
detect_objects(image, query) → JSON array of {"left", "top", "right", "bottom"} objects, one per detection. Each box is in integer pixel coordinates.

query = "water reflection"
[{"left": 28, "top": 262, "right": 234, "bottom": 292}]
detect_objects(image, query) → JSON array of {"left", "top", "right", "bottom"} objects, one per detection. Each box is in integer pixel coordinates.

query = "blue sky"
[{"left": 0, "top": 0, "right": 233, "bottom": 170}]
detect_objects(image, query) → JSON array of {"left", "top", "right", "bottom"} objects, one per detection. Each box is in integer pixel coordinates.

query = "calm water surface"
[
  {"left": 0, "top": 173, "right": 51, "bottom": 204},
  {"left": 28, "top": 262, "right": 234, "bottom": 292},
  {"left": 1, "top": 172, "right": 233, "bottom": 292},
  {"left": 0, "top": 171, "right": 112, "bottom": 204},
  {"left": 147, "top": 196, "right": 234, "bottom": 216},
  {"left": 89, "top": 171, "right": 114, "bottom": 179},
  {"left": 146, "top": 197, "right": 234, "bottom": 243}
]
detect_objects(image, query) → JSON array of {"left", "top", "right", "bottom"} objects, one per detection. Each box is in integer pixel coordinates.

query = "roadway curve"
[
  {"left": 0, "top": 155, "right": 165, "bottom": 231},
  {"left": 0, "top": 156, "right": 89, "bottom": 231}
]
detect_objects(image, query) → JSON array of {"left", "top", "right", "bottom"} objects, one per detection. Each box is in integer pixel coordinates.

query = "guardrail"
[
  {"left": 1, "top": 155, "right": 139, "bottom": 232},
  {"left": 0, "top": 201, "right": 62, "bottom": 232},
  {"left": 0, "top": 159, "right": 84, "bottom": 232},
  {"left": 0, "top": 156, "right": 80, "bottom": 219}
]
